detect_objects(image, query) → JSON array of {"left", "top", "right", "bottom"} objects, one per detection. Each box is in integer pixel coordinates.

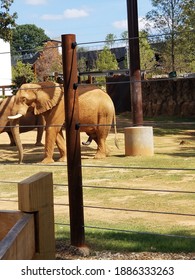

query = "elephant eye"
[{"left": 21, "top": 97, "right": 27, "bottom": 104}]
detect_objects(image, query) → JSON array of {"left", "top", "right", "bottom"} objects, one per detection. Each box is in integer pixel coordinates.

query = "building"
[{"left": 0, "top": 39, "right": 12, "bottom": 96}]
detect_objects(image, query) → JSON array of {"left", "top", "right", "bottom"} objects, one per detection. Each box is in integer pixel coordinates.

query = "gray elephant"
[
  {"left": 8, "top": 81, "right": 118, "bottom": 163},
  {"left": 0, "top": 95, "right": 44, "bottom": 146}
]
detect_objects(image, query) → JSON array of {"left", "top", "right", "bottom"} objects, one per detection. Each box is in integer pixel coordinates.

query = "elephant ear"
[{"left": 33, "top": 82, "right": 64, "bottom": 115}]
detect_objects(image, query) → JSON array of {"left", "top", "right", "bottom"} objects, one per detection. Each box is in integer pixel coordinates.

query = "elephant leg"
[
  {"left": 35, "top": 116, "right": 44, "bottom": 146},
  {"left": 93, "top": 125, "right": 111, "bottom": 159},
  {"left": 93, "top": 135, "right": 107, "bottom": 159},
  {"left": 35, "top": 130, "right": 44, "bottom": 146},
  {"left": 56, "top": 129, "right": 66, "bottom": 162},
  {"left": 95, "top": 142, "right": 106, "bottom": 159},
  {"left": 41, "top": 126, "right": 57, "bottom": 163},
  {"left": 7, "top": 131, "right": 16, "bottom": 146}
]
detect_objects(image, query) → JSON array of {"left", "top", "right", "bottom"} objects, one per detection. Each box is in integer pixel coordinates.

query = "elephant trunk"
[{"left": 10, "top": 119, "right": 23, "bottom": 164}]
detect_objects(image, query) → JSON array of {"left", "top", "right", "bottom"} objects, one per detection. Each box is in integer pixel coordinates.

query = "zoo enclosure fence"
[
  {"left": 0, "top": 163, "right": 195, "bottom": 243},
  {"left": 0, "top": 33, "right": 195, "bottom": 249}
]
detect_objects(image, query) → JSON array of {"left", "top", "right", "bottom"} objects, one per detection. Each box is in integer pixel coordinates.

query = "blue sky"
[{"left": 10, "top": 0, "right": 154, "bottom": 43}]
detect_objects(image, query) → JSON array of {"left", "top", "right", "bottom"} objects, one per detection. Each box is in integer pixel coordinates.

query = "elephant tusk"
[{"left": 8, "top": 113, "right": 23, "bottom": 120}]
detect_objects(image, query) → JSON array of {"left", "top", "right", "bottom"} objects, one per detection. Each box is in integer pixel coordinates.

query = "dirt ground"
[{"left": 55, "top": 242, "right": 195, "bottom": 260}]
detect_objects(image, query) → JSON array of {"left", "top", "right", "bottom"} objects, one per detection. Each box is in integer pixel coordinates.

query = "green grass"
[{"left": 56, "top": 226, "right": 195, "bottom": 253}]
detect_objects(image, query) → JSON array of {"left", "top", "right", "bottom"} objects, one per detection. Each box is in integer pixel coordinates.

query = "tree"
[
  {"left": 77, "top": 56, "right": 87, "bottom": 73},
  {"left": 95, "top": 47, "right": 118, "bottom": 88},
  {"left": 139, "top": 32, "right": 156, "bottom": 71},
  {"left": 12, "top": 60, "right": 37, "bottom": 90},
  {"left": 11, "top": 24, "right": 50, "bottom": 57},
  {"left": 105, "top": 33, "right": 117, "bottom": 48},
  {"left": 146, "top": 0, "right": 184, "bottom": 72},
  {"left": 34, "top": 41, "right": 62, "bottom": 81},
  {"left": 77, "top": 46, "right": 88, "bottom": 72},
  {"left": 119, "top": 31, "right": 155, "bottom": 71},
  {"left": 96, "top": 46, "right": 118, "bottom": 71},
  {"left": 121, "top": 31, "right": 128, "bottom": 40},
  {"left": 0, "top": 0, "right": 17, "bottom": 42},
  {"left": 146, "top": 0, "right": 194, "bottom": 73},
  {"left": 177, "top": 0, "right": 195, "bottom": 72}
]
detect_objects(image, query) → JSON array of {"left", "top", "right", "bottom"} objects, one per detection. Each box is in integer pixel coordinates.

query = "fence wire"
[
  {"left": 0, "top": 159, "right": 195, "bottom": 240},
  {"left": 0, "top": 31, "right": 195, "bottom": 247}
]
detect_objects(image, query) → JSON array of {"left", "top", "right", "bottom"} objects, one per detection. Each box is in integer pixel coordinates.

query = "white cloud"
[
  {"left": 63, "top": 9, "right": 89, "bottom": 19},
  {"left": 113, "top": 20, "right": 127, "bottom": 30},
  {"left": 41, "top": 14, "right": 64, "bottom": 20},
  {"left": 25, "top": 0, "right": 47, "bottom": 5},
  {"left": 113, "top": 17, "right": 154, "bottom": 31},
  {"left": 41, "top": 8, "right": 89, "bottom": 21}
]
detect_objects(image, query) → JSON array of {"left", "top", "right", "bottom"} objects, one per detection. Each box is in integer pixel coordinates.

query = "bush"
[{"left": 12, "top": 61, "right": 37, "bottom": 92}]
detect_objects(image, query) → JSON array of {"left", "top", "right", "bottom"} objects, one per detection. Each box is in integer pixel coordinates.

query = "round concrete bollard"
[{"left": 124, "top": 126, "right": 154, "bottom": 156}]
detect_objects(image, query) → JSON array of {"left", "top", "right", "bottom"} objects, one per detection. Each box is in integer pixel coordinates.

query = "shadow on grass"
[
  {"left": 162, "top": 152, "right": 195, "bottom": 158},
  {"left": 56, "top": 227, "right": 195, "bottom": 253},
  {"left": 157, "top": 146, "right": 195, "bottom": 158}
]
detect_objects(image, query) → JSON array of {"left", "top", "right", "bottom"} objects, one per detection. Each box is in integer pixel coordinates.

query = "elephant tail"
[{"left": 113, "top": 112, "right": 119, "bottom": 149}]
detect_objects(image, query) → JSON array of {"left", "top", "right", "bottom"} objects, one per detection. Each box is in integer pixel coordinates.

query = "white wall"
[{"left": 0, "top": 39, "right": 12, "bottom": 95}]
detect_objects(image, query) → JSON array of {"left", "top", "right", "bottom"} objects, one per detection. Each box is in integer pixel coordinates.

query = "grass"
[
  {"left": 56, "top": 226, "right": 195, "bottom": 254},
  {"left": 0, "top": 115, "right": 195, "bottom": 254}
]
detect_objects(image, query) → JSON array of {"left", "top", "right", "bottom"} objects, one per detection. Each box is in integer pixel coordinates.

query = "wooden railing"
[
  {"left": 0, "top": 85, "right": 13, "bottom": 97},
  {"left": 0, "top": 172, "right": 55, "bottom": 260}
]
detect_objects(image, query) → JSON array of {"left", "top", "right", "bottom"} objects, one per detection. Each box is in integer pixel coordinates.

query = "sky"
[{"left": 10, "top": 0, "right": 154, "bottom": 44}]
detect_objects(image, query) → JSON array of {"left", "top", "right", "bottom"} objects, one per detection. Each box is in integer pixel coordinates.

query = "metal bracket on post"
[
  {"left": 71, "top": 42, "right": 77, "bottom": 49},
  {"left": 73, "top": 83, "right": 78, "bottom": 90}
]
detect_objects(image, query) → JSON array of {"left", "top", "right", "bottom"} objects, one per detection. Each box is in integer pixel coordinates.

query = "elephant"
[
  {"left": 82, "top": 135, "right": 93, "bottom": 146},
  {"left": 8, "top": 81, "right": 118, "bottom": 163},
  {"left": 0, "top": 95, "right": 44, "bottom": 146}
]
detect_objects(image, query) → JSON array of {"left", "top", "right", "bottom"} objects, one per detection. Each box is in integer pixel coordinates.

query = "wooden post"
[
  {"left": 124, "top": 1, "right": 154, "bottom": 156},
  {"left": 18, "top": 172, "right": 55, "bottom": 260},
  {"left": 61, "top": 34, "right": 85, "bottom": 247},
  {"left": 2, "top": 86, "right": 5, "bottom": 97},
  {"left": 126, "top": 0, "right": 143, "bottom": 126}
]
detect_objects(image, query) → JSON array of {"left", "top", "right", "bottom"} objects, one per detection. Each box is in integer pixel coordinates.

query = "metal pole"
[
  {"left": 61, "top": 34, "right": 85, "bottom": 247},
  {"left": 126, "top": 0, "right": 143, "bottom": 126}
]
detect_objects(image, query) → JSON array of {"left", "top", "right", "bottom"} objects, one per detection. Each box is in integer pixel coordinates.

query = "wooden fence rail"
[
  {"left": 0, "top": 172, "right": 55, "bottom": 260},
  {"left": 0, "top": 85, "right": 13, "bottom": 98}
]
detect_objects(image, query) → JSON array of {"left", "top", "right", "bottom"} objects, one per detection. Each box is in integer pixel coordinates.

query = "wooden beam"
[{"left": 18, "top": 172, "right": 55, "bottom": 260}]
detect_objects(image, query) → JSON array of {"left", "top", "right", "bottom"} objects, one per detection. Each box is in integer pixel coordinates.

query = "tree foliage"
[
  {"left": 121, "top": 31, "right": 128, "bottom": 40},
  {"left": 177, "top": 0, "right": 195, "bottom": 72},
  {"left": 146, "top": 0, "right": 183, "bottom": 33},
  {"left": 12, "top": 60, "right": 37, "bottom": 90},
  {"left": 0, "top": 0, "right": 17, "bottom": 42},
  {"left": 95, "top": 47, "right": 118, "bottom": 88},
  {"left": 118, "top": 31, "right": 156, "bottom": 71},
  {"left": 146, "top": 0, "right": 195, "bottom": 72},
  {"left": 105, "top": 33, "right": 117, "bottom": 48},
  {"left": 139, "top": 32, "right": 156, "bottom": 70},
  {"left": 11, "top": 24, "right": 50, "bottom": 57},
  {"left": 34, "top": 41, "right": 62, "bottom": 81},
  {"left": 96, "top": 47, "right": 118, "bottom": 71}
]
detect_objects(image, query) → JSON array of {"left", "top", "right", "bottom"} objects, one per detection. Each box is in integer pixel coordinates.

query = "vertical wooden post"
[
  {"left": 61, "top": 34, "right": 85, "bottom": 247},
  {"left": 127, "top": 0, "right": 143, "bottom": 126},
  {"left": 18, "top": 172, "right": 55, "bottom": 260},
  {"left": 2, "top": 86, "right": 5, "bottom": 97}
]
